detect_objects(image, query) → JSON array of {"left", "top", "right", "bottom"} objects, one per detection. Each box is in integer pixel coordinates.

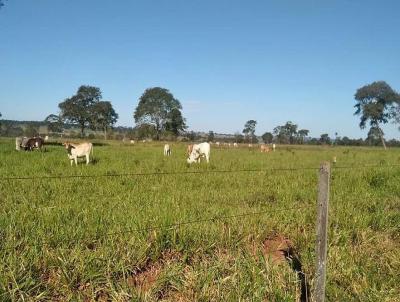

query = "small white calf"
[
  {"left": 63, "top": 142, "right": 93, "bottom": 166},
  {"left": 164, "top": 144, "right": 171, "bottom": 156},
  {"left": 187, "top": 142, "right": 210, "bottom": 164}
]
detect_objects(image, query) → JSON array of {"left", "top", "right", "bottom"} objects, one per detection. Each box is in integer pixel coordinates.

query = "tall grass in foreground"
[{"left": 0, "top": 138, "right": 399, "bottom": 301}]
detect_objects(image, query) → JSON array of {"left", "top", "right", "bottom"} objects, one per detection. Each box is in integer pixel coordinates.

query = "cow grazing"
[
  {"left": 233, "top": 143, "right": 238, "bottom": 148},
  {"left": 187, "top": 142, "right": 210, "bottom": 164},
  {"left": 187, "top": 144, "right": 194, "bottom": 156},
  {"left": 63, "top": 142, "right": 93, "bottom": 166},
  {"left": 272, "top": 143, "right": 276, "bottom": 151},
  {"left": 260, "top": 144, "right": 270, "bottom": 153},
  {"left": 164, "top": 144, "right": 171, "bottom": 156},
  {"left": 23, "top": 137, "right": 44, "bottom": 151}
]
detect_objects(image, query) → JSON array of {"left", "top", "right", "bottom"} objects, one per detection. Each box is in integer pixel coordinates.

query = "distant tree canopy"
[
  {"left": 90, "top": 101, "right": 119, "bottom": 140},
  {"left": 273, "top": 121, "right": 299, "bottom": 144},
  {"left": 207, "top": 131, "right": 215, "bottom": 142},
  {"left": 297, "top": 129, "right": 309, "bottom": 144},
  {"left": 319, "top": 133, "right": 331, "bottom": 145},
  {"left": 134, "top": 87, "right": 186, "bottom": 140},
  {"left": 261, "top": 132, "right": 273, "bottom": 144},
  {"left": 45, "top": 114, "right": 63, "bottom": 133},
  {"left": 59, "top": 85, "right": 118, "bottom": 137},
  {"left": 242, "top": 120, "right": 257, "bottom": 143},
  {"left": 354, "top": 81, "right": 400, "bottom": 149}
]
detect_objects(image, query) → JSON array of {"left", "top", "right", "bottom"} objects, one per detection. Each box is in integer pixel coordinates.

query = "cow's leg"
[
  {"left": 86, "top": 154, "right": 90, "bottom": 165},
  {"left": 74, "top": 157, "right": 78, "bottom": 166},
  {"left": 70, "top": 159, "right": 73, "bottom": 166}
]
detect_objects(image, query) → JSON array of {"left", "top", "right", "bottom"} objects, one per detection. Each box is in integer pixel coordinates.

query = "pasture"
[{"left": 0, "top": 138, "right": 399, "bottom": 301}]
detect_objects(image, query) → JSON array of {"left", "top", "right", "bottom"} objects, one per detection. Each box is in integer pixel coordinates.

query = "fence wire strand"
[{"left": 1, "top": 163, "right": 399, "bottom": 181}]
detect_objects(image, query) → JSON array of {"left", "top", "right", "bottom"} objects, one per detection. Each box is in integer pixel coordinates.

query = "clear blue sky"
[{"left": 1, "top": 0, "right": 400, "bottom": 138}]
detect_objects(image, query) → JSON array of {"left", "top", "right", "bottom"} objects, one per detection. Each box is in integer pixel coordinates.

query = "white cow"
[
  {"left": 164, "top": 144, "right": 171, "bottom": 156},
  {"left": 63, "top": 142, "right": 93, "bottom": 166},
  {"left": 272, "top": 143, "right": 276, "bottom": 151},
  {"left": 233, "top": 142, "right": 238, "bottom": 148},
  {"left": 187, "top": 142, "right": 210, "bottom": 164}
]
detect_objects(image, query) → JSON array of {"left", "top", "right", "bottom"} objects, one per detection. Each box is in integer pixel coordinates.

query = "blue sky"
[{"left": 1, "top": 0, "right": 400, "bottom": 138}]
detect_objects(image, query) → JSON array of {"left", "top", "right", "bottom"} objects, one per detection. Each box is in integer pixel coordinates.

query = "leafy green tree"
[
  {"left": 90, "top": 101, "right": 118, "bottom": 140},
  {"left": 366, "top": 127, "right": 381, "bottom": 146},
  {"left": 297, "top": 129, "right": 309, "bottom": 144},
  {"left": 134, "top": 87, "right": 184, "bottom": 140},
  {"left": 207, "top": 131, "right": 215, "bottom": 142},
  {"left": 165, "top": 107, "right": 187, "bottom": 136},
  {"left": 354, "top": 81, "right": 400, "bottom": 149},
  {"left": 273, "top": 121, "right": 298, "bottom": 144},
  {"left": 45, "top": 114, "right": 63, "bottom": 133},
  {"left": 261, "top": 132, "right": 273, "bottom": 144},
  {"left": 242, "top": 120, "right": 257, "bottom": 143},
  {"left": 319, "top": 133, "right": 331, "bottom": 145},
  {"left": 59, "top": 85, "right": 102, "bottom": 137}
]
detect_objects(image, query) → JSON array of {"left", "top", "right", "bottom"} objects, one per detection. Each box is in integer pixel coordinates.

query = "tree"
[
  {"left": 45, "top": 114, "right": 63, "bottom": 133},
  {"left": 207, "top": 131, "right": 215, "bottom": 142},
  {"left": 90, "top": 101, "right": 118, "bottom": 140},
  {"left": 59, "top": 85, "right": 102, "bottom": 137},
  {"left": 234, "top": 132, "right": 244, "bottom": 143},
  {"left": 273, "top": 121, "right": 298, "bottom": 144},
  {"left": 261, "top": 132, "right": 273, "bottom": 144},
  {"left": 297, "top": 129, "right": 309, "bottom": 144},
  {"left": 319, "top": 133, "right": 331, "bottom": 145},
  {"left": 242, "top": 120, "right": 257, "bottom": 143},
  {"left": 354, "top": 81, "right": 400, "bottom": 149},
  {"left": 134, "top": 87, "right": 184, "bottom": 140},
  {"left": 165, "top": 107, "right": 187, "bottom": 136},
  {"left": 366, "top": 127, "right": 381, "bottom": 146}
]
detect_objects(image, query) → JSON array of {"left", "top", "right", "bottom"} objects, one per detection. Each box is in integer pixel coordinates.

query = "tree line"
[{"left": 1, "top": 81, "right": 400, "bottom": 147}]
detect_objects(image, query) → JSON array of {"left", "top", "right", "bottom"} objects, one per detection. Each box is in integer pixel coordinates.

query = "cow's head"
[
  {"left": 62, "top": 142, "right": 75, "bottom": 154},
  {"left": 187, "top": 151, "right": 199, "bottom": 164}
]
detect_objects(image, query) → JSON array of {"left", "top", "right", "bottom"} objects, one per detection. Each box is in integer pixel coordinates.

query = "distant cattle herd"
[{"left": 14, "top": 136, "right": 277, "bottom": 166}]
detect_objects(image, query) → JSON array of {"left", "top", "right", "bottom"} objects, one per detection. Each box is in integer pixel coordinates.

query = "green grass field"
[{"left": 0, "top": 138, "right": 399, "bottom": 301}]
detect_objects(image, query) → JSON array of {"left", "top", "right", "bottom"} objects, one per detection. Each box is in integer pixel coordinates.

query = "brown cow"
[{"left": 24, "top": 137, "right": 44, "bottom": 151}]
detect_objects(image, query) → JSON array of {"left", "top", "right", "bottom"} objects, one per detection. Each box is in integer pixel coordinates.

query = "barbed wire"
[{"left": 1, "top": 163, "right": 399, "bottom": 181}]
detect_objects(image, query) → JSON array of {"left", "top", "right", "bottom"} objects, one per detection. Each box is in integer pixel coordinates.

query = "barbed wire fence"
[{"left": 1, "top": 162, "right": 399, "bottom": 301}]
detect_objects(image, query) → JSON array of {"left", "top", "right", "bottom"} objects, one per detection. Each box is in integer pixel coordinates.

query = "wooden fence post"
[{"left": 315, "top": 161, "right": 330, "bottom": 302}]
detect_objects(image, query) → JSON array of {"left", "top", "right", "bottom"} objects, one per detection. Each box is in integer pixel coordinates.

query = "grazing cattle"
[
  {"left": 187, "top": 142, "right": 210, "bottom": 164},
  {"left": 187, "top": 144, "right": 194, "bottom": 156},
  {"left": 24, "top": 137, "right": 44, "bottom": 151},
  {"left": 248, "top": 144, "right": 253, "bottom": 148},
  {"left": 130, "top": 140, "right": 135, "bottom": 144},
  {"left": 272, "top": 143, "right": 276, "bottom": 151},
  {"left": 260, "top": 144, "right": 270, "bottom": 153},
  {"left": 44, "top": 135, "right": 49, "bottom": 141},
  {"left": 215, "top": 142, "right": 220, "bottom": 147},
  {"left": 233, "top": 143, "right": 238, "bottom": 148},
  {"left": 63, "top": 142, "right": 93, "bottom": 166},
  {"left": 164, "top": 144, "right": 171, "bottom": 156}
]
